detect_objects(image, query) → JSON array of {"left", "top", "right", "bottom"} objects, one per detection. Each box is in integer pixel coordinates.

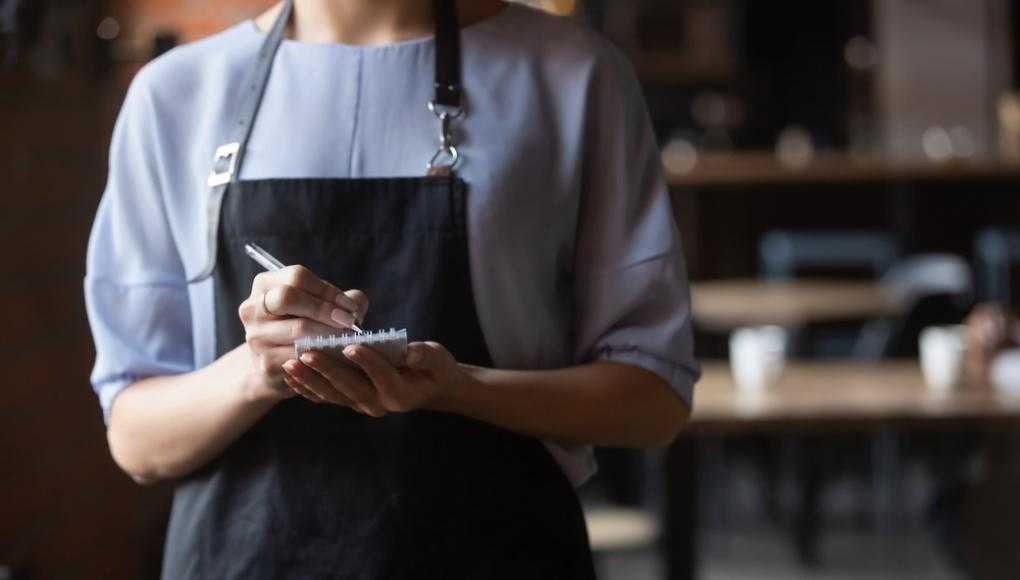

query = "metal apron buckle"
[{"left": 426, "top": 100, "right": 464, "bottom": 176}]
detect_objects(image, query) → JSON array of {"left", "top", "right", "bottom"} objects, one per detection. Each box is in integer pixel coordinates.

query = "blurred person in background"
[
  {"left": 925, "top": 302, "right": 1020, "bottom": 580},
  {"left": 965, "top": 303, "right": 1020, "bottom": 389},
  {"left": 83, "top": 0, "right": 698, "bottom": 577}
]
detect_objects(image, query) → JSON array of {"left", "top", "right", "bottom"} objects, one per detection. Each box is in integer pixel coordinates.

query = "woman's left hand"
[{"left": 282, "top": 341, "right": 468, "bottom": 417}]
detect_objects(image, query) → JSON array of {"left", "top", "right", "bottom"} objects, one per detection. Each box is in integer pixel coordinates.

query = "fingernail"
[
  {"left": 331, "top": 308, "right": 354, "bottom": 327},
  {"left": 334, "top": 293, "right": 356, "bottom": 310},
  {"left": 343, "top": 345, "right": 357, "bottom": 358},
  {"left": 300, "top": 353, "right": 314, "bottom": 365},
  {"left": 407, "top": 348, "right": 423, "bottom": 365}
]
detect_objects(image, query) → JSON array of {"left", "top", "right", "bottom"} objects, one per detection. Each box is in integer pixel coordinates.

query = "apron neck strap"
[
  {"left": 208, "top": 0, "right": 461, "bottom": 188},
  {"left": 188, "top": 0, "right": 293, "bottom": 284},
  {"left": 191, "top": 0, "right": 463, "bottom": 283},
  {"left": 203, "top": 0, "right": 293, "bottom": 193},
  {"left": 432, "top": 0, "right": 462, "bottom": 109}
]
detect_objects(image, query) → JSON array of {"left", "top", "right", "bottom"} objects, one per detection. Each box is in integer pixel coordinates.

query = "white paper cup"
[
  {"left": 919, "top": 325, "right": 966, "bottom": 393},
  {"left": 990, "top": 348, "right": 1020, "bottom": 394},
  {"left": 729, "top": 325, "right": 788, "bottom": 394}
]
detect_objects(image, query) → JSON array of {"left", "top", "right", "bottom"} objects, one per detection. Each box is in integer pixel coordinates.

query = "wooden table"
[
  {"left": 691, "top": 362, "right": 1020, "bottom": 432},
  {"left": 665, "top": 361, "right": 1020, "bottom": 580},
  {"left": 691, "top": 278, "right": 903, "bottom": 332}
]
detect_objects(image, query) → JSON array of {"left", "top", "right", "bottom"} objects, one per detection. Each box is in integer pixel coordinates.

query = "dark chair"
[
  {"left": 759, "top": 230, "right": 901, "bottom": 358},
  {"left": 854, "top": 254, "right": 974, "bottom": 359},
  {"left": 760, "top": 230, "right": 900, "bottom": 280}
]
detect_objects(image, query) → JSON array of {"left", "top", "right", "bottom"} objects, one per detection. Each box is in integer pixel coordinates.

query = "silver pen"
[{"left": 244, "top": 243, "right": 365, "bottom": 334}]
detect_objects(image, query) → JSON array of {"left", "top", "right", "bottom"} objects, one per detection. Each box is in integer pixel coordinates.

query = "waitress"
[{"left": 85, "top": 0, "right": 699, "bottom": 577}]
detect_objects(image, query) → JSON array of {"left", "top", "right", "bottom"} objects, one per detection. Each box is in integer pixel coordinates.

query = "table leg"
[
  {"left": 794, "top": 438, "right": 822, "bottom": 568},
  {"left": 872, "top": 428, "right": 902, "bottom": 538},
  {"left": 665, "top": 437, "right": 698, "bottom": 580}
]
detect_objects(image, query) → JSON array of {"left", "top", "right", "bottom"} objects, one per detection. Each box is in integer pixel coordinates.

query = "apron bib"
[{"left": 163, "top": 1, "right": 595, "bottom": 578}]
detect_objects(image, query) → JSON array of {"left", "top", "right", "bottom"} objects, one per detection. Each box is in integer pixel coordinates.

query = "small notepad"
[{"left": 294, "top": 328, "right": 409, "bottom": 367}]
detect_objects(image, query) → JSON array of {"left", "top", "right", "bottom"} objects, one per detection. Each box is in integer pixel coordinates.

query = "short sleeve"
[
  {"left": 84, "top": 70, "right": 194, "bottom": 423},
  {"left": 572, "top": 47, "right": 700, "bottom": 406}
]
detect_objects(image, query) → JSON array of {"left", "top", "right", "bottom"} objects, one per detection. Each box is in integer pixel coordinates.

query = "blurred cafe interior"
[{"left": 4, "top": 0, "right": 1020, "bottom": 579}]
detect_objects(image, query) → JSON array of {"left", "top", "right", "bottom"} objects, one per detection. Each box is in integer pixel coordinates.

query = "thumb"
[{"left": 406, "top": 342, "right": 446, "bottom": 372}]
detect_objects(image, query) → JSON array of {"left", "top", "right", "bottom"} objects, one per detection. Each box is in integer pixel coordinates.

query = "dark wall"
[
  {"left": 1, "top": 4, "right": 172, "bottom": 577},
  {"left": 741, "top": 2, "right": 868, "bottom": 149}
]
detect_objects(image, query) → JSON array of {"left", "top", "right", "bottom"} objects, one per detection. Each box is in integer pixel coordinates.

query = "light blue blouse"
[{"left": 84, "top": 3, "right": 699, "bottom": 485}]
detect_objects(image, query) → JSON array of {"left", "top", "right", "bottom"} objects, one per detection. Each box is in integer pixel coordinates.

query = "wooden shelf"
[{"left": 666, "top": 152, "right": 1020, "bottom": 188}]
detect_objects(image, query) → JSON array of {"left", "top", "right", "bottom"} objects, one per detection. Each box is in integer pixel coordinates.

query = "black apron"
[{"left": 164, "top": 1, "right": 595, "bottom": 577}]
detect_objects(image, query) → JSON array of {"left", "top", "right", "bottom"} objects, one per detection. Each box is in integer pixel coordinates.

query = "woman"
[{"left": 85, "top": 0, "right": 699, "bottom": 577}]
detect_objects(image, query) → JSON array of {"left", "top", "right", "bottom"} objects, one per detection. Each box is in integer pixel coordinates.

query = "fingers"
[
  {"left": 405, "top": 342, "right": 427, "bottom": 368},
  {"left": 261, "top": 284, "right": 359, "bottom": 330},
  {"left": 283, "top": 359, "right": 355, "bottom": 406},
  {"left": 345, "top": 345, "right": 403, "bottom": 397},
  {"left": 247, "top": 265, "right": 369, "bottom": 329},
  {"left": 342, "top": 289, "right": 370, "bottom": 325},
  {"left": 299, "top": 351, "right": 385, "bottom": 416},
  {"left": 246, "top": 318, "right": 338, "bottom": 348},
  {"left": 405, "top": 341, "right": 444, "bottom": 374},
  {"left": 283, "top": 371, "right": 325, "bottom": 403},
  {"left": 253, "top": 266, "right": 352, "bottom": 308}
]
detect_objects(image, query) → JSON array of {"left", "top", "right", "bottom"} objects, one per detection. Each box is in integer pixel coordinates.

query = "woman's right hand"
[{"left": 237, "top": 265, "right": 369, "bottom": 402}]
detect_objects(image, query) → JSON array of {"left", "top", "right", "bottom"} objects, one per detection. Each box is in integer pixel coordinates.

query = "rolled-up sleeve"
[
  {"left": 572, "top": 47, "right": 700, "bottom": 406},
  {"left": 84, "top": 70, "right": 193, "bottom": 423}
]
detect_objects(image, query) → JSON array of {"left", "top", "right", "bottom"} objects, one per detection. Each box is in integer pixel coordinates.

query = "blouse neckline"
[{"left": 241, "top": 2, "right": 519, "bottom": 52}]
